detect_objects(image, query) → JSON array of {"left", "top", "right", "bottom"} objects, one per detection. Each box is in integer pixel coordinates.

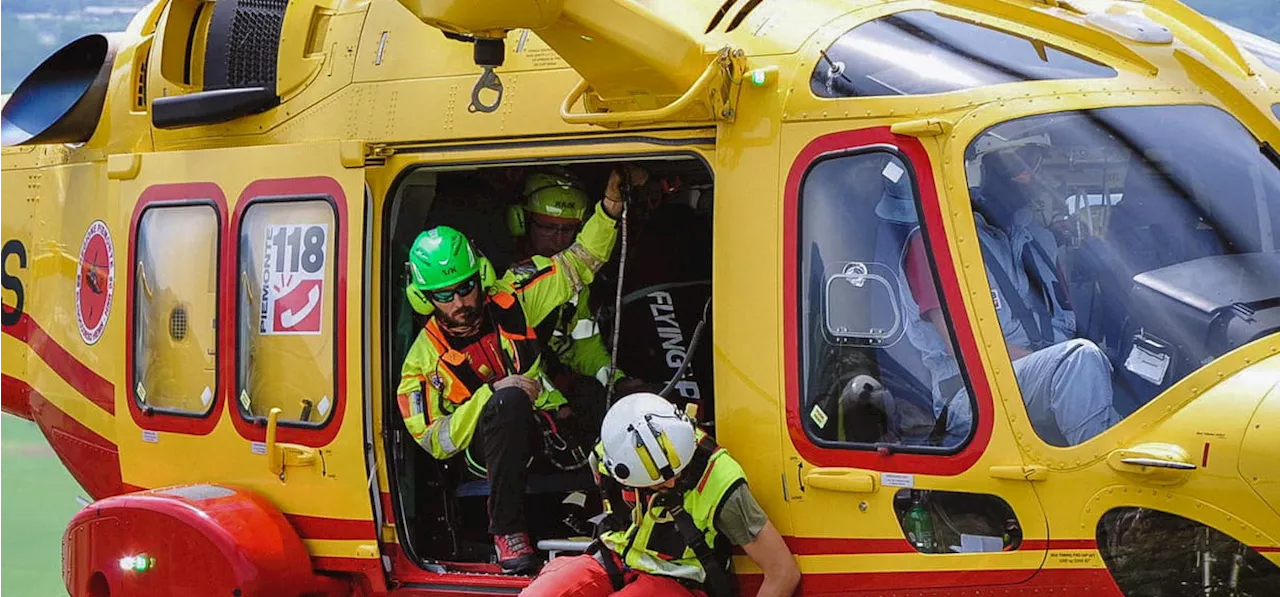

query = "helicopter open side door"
[
  {"left": 776, "top": 126, "right": 1053, "bottom": 591},
  {"left": 113, "top": 140, "right": 382, "bottom": 577}
]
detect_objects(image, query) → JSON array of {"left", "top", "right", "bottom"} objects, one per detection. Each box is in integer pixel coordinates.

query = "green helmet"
[
  {"left": 522, "top": 171, "right": 589, "bottom": 221},
  {"left": 408, "top": 226, "right": 481, "bottom": 291}
]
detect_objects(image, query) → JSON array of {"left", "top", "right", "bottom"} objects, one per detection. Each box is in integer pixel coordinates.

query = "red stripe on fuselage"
[
  {"left": 737, "top": 568, "right": 1123, "bottom": 596},
  {"left": 285, "top": 513, "right": 378, "bottom": 541},
  {"left": 778, "top": 537, "right": 1096, "bottom": 556},
  {"left": 3, "top": 313, "right": 114, "bottom": 415},
  {"left": 1, "top": 373, "right": 33, "bottom": 419},
  {"left": 24, "top": 382, "right": 124, "bottom": 499}
]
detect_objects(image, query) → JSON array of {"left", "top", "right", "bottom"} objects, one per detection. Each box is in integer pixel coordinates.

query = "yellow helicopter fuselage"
[{"left": 2, "top": 0, "right": 1279, "bottom": 595}]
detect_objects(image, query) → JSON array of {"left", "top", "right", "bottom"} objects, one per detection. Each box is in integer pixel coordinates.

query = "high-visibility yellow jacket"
[{"left": 396, "top": 203, "right": 618, "bottom": 459}]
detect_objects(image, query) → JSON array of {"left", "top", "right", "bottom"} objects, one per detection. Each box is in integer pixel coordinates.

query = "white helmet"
[{"left": 599, "top": 393, "right": 698, "bottom": 488}]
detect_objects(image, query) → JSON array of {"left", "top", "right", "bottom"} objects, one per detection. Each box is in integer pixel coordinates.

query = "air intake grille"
[{"left": 205, "top": 0, "right": 288, "bottom": 90}]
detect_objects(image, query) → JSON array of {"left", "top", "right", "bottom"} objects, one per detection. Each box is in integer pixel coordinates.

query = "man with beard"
[
  {"left": 899, "top": 139, "right": 1119, "bottom": 446},
  {"left": 396, "top": 168, "right": 634, "bottom": 575},
  {"left": 505, "top": 168, "right": 648, "bottom": 409}
]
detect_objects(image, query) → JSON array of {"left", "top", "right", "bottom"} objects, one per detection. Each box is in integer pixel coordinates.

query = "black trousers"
[{"left": 471, "top": 384, "right": 606, "bottom": 535}]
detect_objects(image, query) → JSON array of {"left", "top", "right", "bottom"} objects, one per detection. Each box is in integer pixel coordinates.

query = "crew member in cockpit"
[{"left": 900, "top": 139, "right": 1120, "bottom": 446}]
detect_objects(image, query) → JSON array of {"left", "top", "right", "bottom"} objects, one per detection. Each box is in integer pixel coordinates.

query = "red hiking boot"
[{"left": 494, "top": 532, "right": 543, "bottom": 575}]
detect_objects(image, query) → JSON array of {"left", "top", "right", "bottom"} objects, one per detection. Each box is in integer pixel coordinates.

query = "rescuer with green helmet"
[
  {"left": 506, "top": 168, "right": 647, "bottom": 411},
  {"left": 397, "top": 167, "right": 634, "bottom": 576}
]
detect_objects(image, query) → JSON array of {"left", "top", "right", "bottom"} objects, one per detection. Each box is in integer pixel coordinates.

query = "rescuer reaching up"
[
  {"left": 505, "top": 167, "right": 649, "bottom": 424},
  {"left": 396, "top": 168, "right": 638, "bottom": 575},
  {"left": 520, "top": 393, "right": 801, "bottom": 597}
]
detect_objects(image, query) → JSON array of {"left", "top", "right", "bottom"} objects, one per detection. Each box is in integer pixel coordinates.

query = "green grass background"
[{"left": 3, "top": 414, "right": 85, "bottom": 596}]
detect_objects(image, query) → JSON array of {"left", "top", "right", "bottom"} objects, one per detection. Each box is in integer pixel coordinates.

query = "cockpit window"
[
  {"left": 799, "top": 149, "right": 976, "bottom": 451},
  {"left": 964, "top": 105, "right": 1280, "bottom": 446},
  {"left": 811, "top": 10, "right": 1117, "bottom": 98}
]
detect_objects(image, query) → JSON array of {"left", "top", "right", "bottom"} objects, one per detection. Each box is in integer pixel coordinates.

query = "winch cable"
[
  {"left": 658, "top": 296, "right": 712, "bottom": 401},
  {"left": 605, "top": 170, "right": 632, "bottom": 407}
]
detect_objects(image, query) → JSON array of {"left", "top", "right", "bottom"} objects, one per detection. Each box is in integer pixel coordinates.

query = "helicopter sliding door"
[
  {"left": 115, "top": 141, "right": 380, "bottom": 577},
  {"left": 776, "top": 126, "right": 1052, "bottom": 593}
]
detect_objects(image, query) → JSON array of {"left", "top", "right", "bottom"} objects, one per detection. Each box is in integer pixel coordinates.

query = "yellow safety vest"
[{"left": 599, "top": 434, "right": 747, "bottom": 585}]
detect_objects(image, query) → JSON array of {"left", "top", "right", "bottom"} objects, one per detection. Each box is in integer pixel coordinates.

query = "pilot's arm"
[
  {"left": 905, "top": 233, "right": 1035, "bottom": 360},
  {"left": 509, "top": 168, "right": 639, "bottom": 326},
  {"left": 904, "top": 233, "right": 956, "bottom": 357}
]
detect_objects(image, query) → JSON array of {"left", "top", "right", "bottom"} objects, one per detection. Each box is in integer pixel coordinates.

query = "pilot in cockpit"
[{"left": 894, "top": 136, "right": 1121, "bottom": 447}]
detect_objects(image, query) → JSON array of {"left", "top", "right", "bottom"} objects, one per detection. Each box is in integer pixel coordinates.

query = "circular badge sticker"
[{"left": 76, "top": 220, "right": 115, "bottom": 345}]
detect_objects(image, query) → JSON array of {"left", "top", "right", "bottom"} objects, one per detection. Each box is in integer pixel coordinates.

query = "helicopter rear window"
[
  {"left": 134, "top": 204, "right": 219, "bottom": 416},
  {"left": 811, "top": 10, "right": 1117, "bottom": 98}
]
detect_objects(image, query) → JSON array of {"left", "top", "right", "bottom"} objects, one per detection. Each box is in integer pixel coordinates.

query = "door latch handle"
[
  {"left": 1118, "top": 457, "right": 1196, "bottom": 470},
  {"left": 1108, "top": 443, "right": 1197, "bottom": 485},
  {"left": 989, "top": 465, "right": 1048, "bottom": 481},
  {"left": 804, "top": 468, "right": 878, "bottom": 493},
  {"left": 266, "top": 407, "right": 317, "bottom": 480}
]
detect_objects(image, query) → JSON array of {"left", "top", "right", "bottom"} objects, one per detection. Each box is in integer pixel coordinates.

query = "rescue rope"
[{"left": 605, "top": 171, "right": 632, "bottom": 407}]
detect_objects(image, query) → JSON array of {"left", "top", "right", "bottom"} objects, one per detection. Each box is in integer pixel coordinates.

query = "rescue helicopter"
[{"left": 3, "top": 0, "right": 1280, "bottom": 595}]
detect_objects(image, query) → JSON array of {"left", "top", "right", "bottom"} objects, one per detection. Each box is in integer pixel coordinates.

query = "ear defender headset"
[
  {"left": 506, "top": 204, "right": 529, "bottom": 238},
  {"left": 405, "top": 254, "right": 497, "bottom": 317}
]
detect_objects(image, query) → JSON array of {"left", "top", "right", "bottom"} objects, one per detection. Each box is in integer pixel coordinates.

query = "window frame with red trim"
[
  {"left": 126, "top": 184, "right": 229, "bottom": 436},
  {"left": 230, "top": 176, "right": 349, "bottom": 448},
  {"left": 784, "top": 129, "right": 996, "bottom": 475}
]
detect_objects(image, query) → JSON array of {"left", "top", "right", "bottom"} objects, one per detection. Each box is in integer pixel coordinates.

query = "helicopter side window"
[
  {"left": 811, "top": 10, "right": 1117, "bottom": 98},
  {"left": 799, "top": 149, "right": 976, "bottom": 450},
  {"left": 236, "top": 199, "right": 338, "bottom": 427},
  {"left": 133, "top": 204, "right": 219, "bottom": 416}
]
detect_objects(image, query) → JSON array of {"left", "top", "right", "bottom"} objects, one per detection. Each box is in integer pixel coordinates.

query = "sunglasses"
[
  {"left": 530, "top": 218, "right": 580, "bottom": 235},
  {"left": 427, "top": 276, "right": 479, "bottom": 303}
]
